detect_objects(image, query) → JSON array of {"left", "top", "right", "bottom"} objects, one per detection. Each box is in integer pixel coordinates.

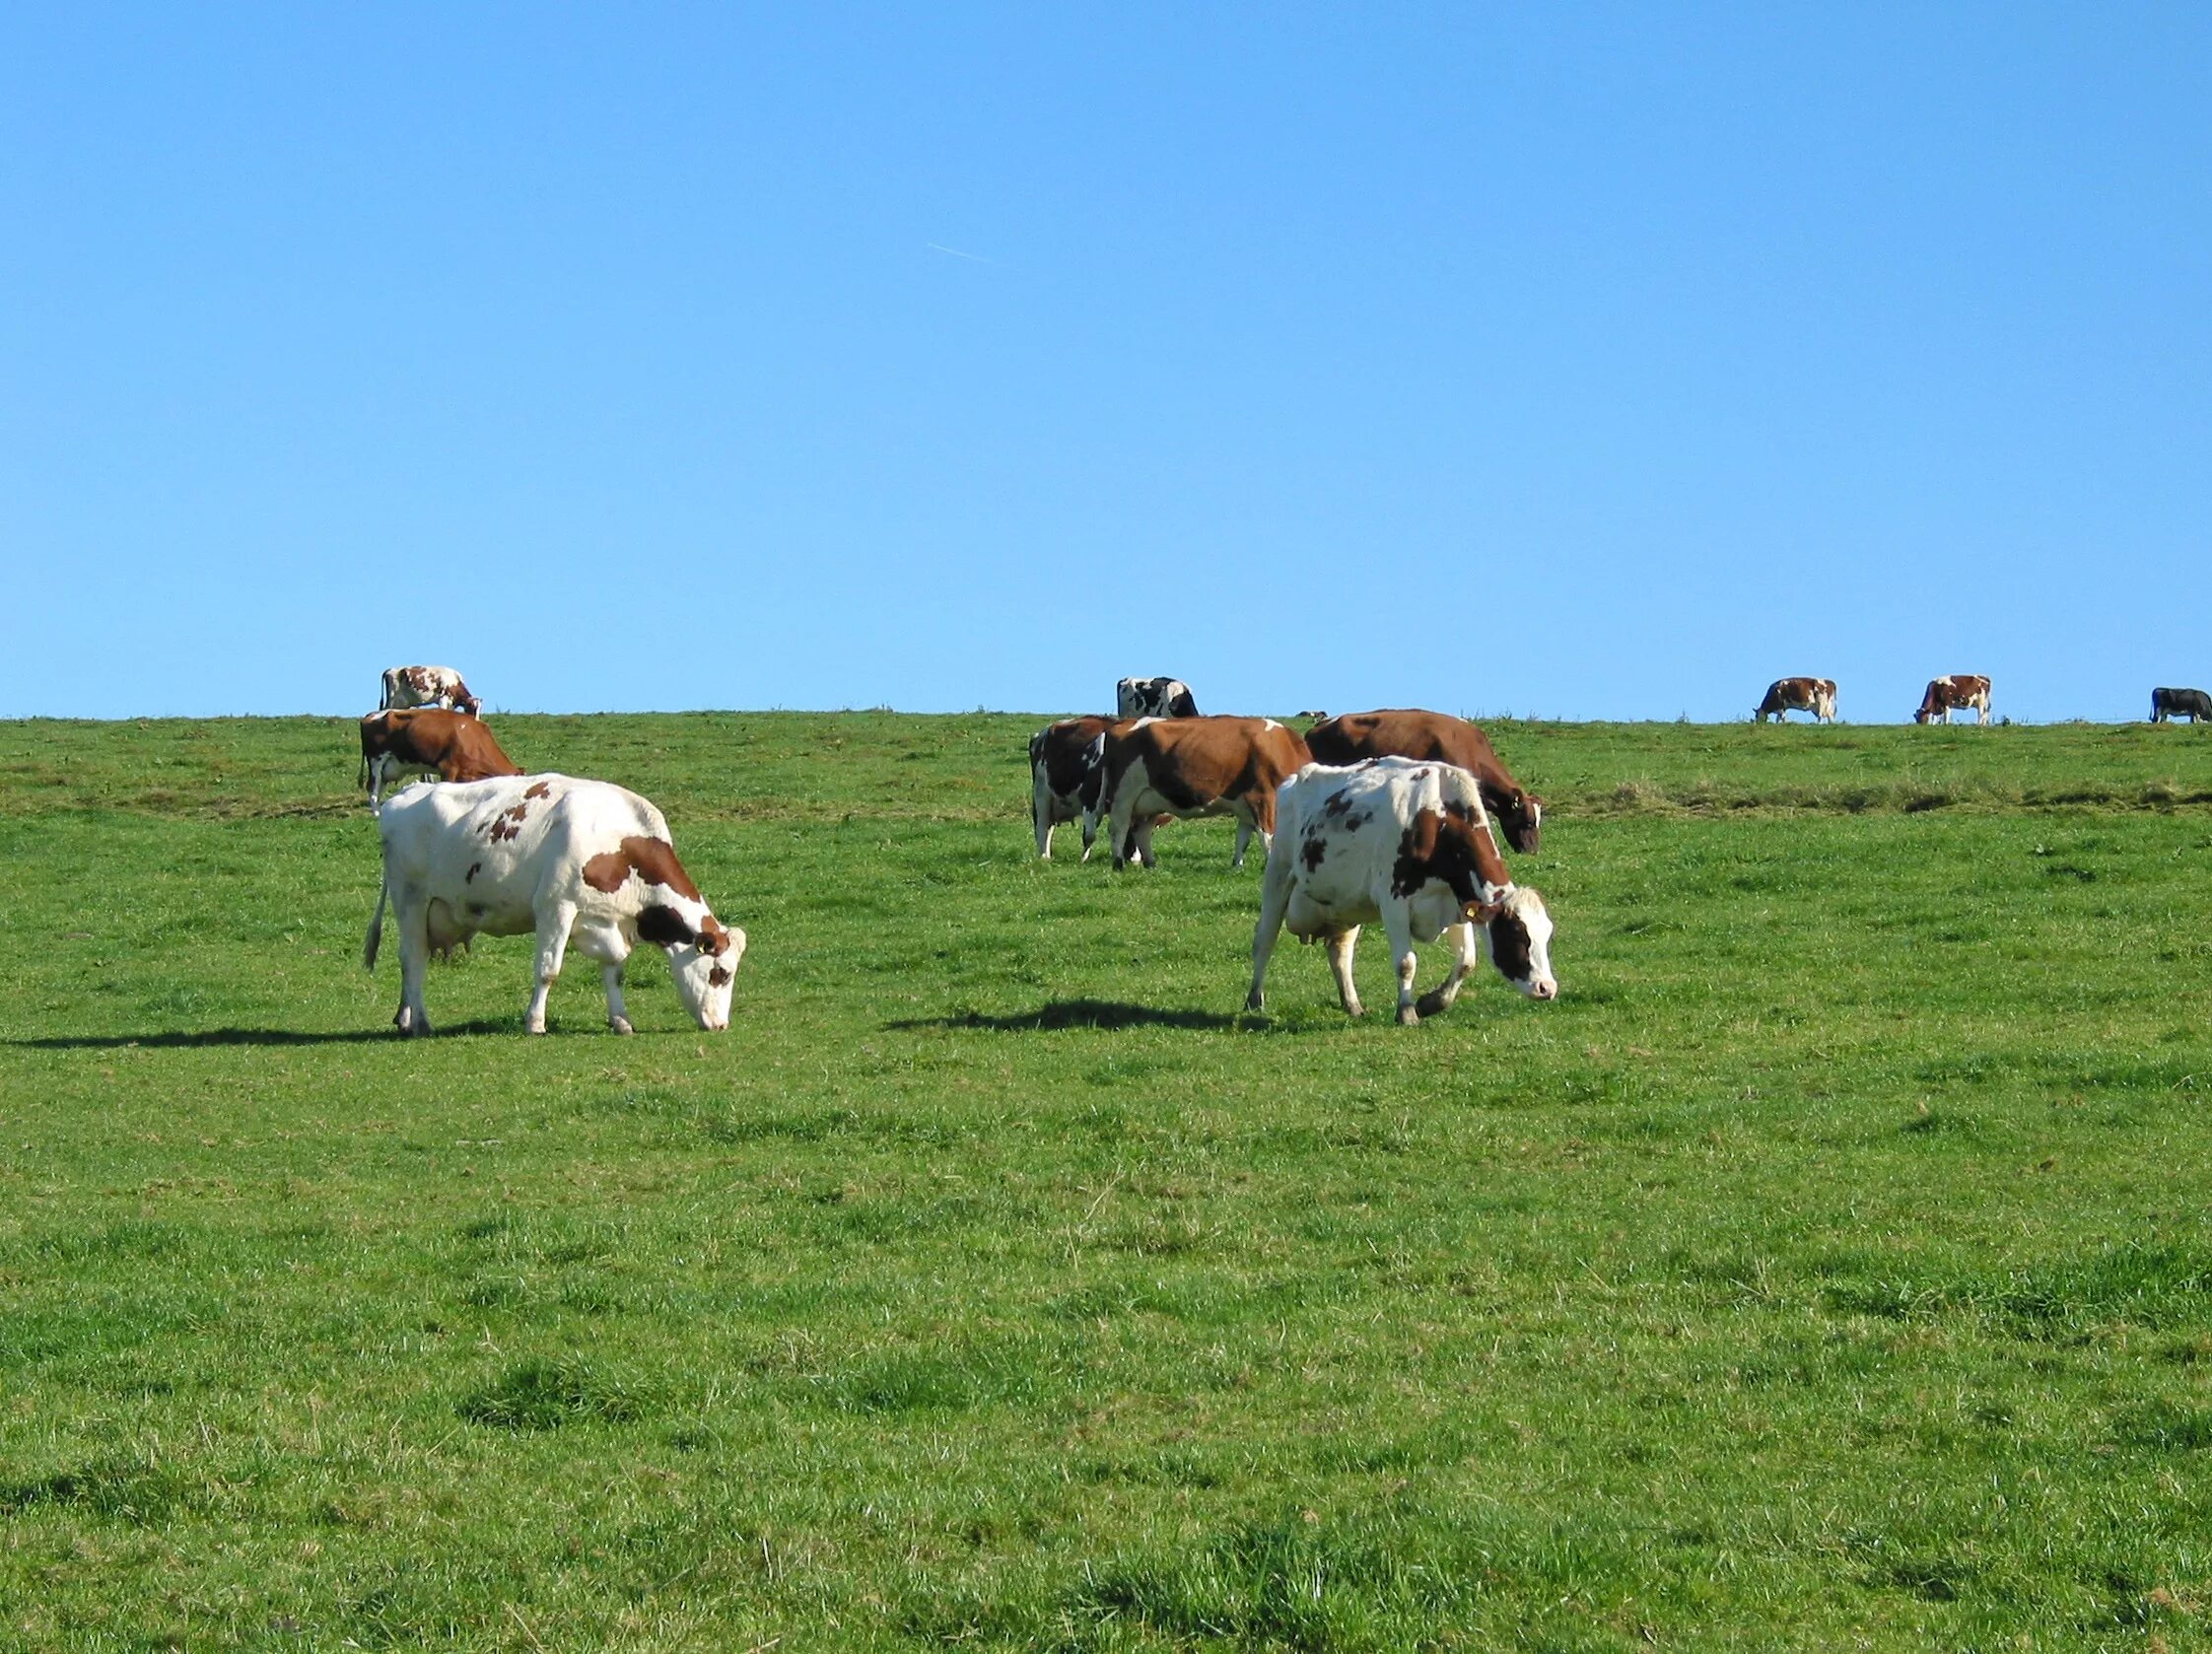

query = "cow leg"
[
  {"left": 1231, "top": 811, "right": 1254, "bottom": 869},
  {"left": 1326, "top": 928, "right": 1364, "bottom": 1018},
  {"left": 1245, "top": 851, "right": 1294, "bottom": 1012},
  {"left": 602, "top": 962, "right": 634, "bottom": 1035},
  {"left": 1415, "top": 922, "right": 1484, "bottom": 1019},
  {"left": 1132, "top": 816, "right": 1158, "bottom": 869},
  {"left": 394, "top": 896, "right": 432, "bottom": 1037},
  {"left": 368, "top": 754, "right": 387, "bottom": 805},
  {"left": 523, "top": 904, "right": 578, "bottom": 1035},
  {"left": 1383, "top": 906, "right": 1421, "bottom": 1025},
  {"left": 1108, "top": 776, "right": 1141, "bottom": 870},
  {"left": 1032, "top": 769, "right": 1056, "bottom": 859}
]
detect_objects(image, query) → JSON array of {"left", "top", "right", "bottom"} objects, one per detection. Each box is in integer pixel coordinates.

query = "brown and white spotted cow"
[
  {"left": 1756, "top": 677, "right": 1837, "bottom": 724},
  {"left": 364, "top": 774, "right": 746, "bottom": 1036},
  {"left": 1914, "top": 675, "right": 1992, "bottom": 724},
  {"left": 1091, "top": 717, "right": 1311, "bottom": 870},
  {"left": 360, "top": 708, "right": 524, "bottom": 803},
  {"left": 1248, "top": 757, "right": 1557, "bottom": 1025},
  {"left": 1029, "top": 716, "right": 1135, "bottom": 860},
  {"left": 1304, "top": 710, "right": 1544, "bottom": 853},
  {"left": 380, "top": 664, "right": 483, "bottom": 718}
]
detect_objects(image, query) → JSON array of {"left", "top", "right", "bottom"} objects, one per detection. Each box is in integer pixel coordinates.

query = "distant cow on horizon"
[
  {"left": 1914, "top": 675, "right": 1992, "bottom": 725},
  {"left": 2151, "top": 688, "right": 2212, "bottom": 724},
  {"left": 380, "top": 665, "right": 482, "bottom": 718},
  {"left": 1756, "top": 677, "right": 1836, "bottom": 724},
  {"left": 1116, "top": 677, "right": 1198, "bottom": 719}
]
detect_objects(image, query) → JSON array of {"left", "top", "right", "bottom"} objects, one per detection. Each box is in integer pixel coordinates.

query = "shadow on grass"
[
  {"left": 9, "top": 1020, "right": 515, "bottom": 1049},
  {"left": 888, "top": 999, "right": 1248, "bottom": 1033}
]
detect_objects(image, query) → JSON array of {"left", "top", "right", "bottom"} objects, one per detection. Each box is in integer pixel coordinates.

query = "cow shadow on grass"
[
  {"left": 887, "top": 999, "right": 1247, "bottom": 1033},
  {"left": 9, "top": 1020, "right": 515, "bottom": 1050}
]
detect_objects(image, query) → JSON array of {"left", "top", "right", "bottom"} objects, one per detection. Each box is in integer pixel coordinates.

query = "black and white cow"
[
  {"left": 1247, "top": 758, "right": 1556, "bottom": 1024},
  {"left": 1115, "top": 676, "right": 1199, "bottom": 719},
  {"left": 364, "top": 774, "right": 745, "bottom": 1036},
  {"left": 2151, "top": 688, "right": 2212, "bottom": 724},
  {"left": 1028, "top": 716, "right": 1122, "bottom": 859}
]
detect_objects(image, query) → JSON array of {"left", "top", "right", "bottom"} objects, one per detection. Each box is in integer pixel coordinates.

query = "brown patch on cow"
[
  {"left": 1391, "top": 804, "right": 1512, "bottom": 905},
  {"left": 1488, "top": 910, "right": 1535, "bottom": 983},
  {"left": 623, "top": 837, "right": 701, "bottom": 900},
  {"left": 466, "top": 861, "right": 481, "bottom": 882},
  {"left": 637, "top": 905, "right": 696, "bottom": 947},
  {"left": 484, "top": 799, "right": 530, "bottom": 843},
  {"left": 708, "top": 965, "right": 732, "bottom": 987},
  {"left": 523, "top": 781, "right": 551, "bottom": 799},
  {"left": 696, "top": 915, "right": 734, "bottom": 956},
  {"left": 1301, "top": 835, "right": 1327, "bottom": 871},
  {"left": 582, "top": 849, "right": 630, "bottom": 893}
]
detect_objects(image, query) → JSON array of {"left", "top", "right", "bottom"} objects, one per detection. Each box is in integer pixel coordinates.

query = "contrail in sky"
[{"left": 927, "top": 242, "right": 997, "bottom": 264}]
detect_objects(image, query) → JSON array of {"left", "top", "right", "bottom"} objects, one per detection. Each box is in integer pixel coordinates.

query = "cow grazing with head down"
[
  {"left": 1092, "top": 716, "right": 1310, "bottom": 869},
  {"left": 1116, "top": 676, "right": 1199, "bottom": 719},
  {"left": 1304, "top": 710, "right": 1544, "bottom": 854},
  {"left": 380, "top": 664, "right": 482, "bottom": 718},
  {"left": 1914, "top": 675, "right": 1992, "bottom": 724},
  {"left": 1756, "top": 677, "right": 1837, "bottom": 724},
  {"left": 2151, "top": 688, "right": 2212, "bottom": 724},
  {"left": 1248, "top": 757, "right": 1556, "bottom": 1024},
  {"left": 360, "top": 708, "right": 524, "bottom": 803},
  {"left": 364, "top": 774, "right": 746, "bottom": 1037}
]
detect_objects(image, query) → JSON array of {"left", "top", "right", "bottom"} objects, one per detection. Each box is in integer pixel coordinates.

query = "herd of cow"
[
  {"left": 353, "top": 662, "right": 2209, "bottom": 1038},
  {"left": 1758, "top": 673, "right": 2212, "bottom": 725}
]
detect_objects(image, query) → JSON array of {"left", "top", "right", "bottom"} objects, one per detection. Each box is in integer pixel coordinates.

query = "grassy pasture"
[{"left": 4, "top": 712, "right": 2212, "bottom": 1651}]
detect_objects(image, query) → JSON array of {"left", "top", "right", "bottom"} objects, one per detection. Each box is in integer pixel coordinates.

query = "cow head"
[
  {"left": 1495, "top": 789, "right": 1543, "bottom": 855},
  {"left": 638, "top": 906, "right": 747, "bottom": 1030},
  {"left": 1485, "top": 886, "right": 1557, "bottom": 999},
  {"left": 456, "top": 694, "right": 484, "bottom": 718}
]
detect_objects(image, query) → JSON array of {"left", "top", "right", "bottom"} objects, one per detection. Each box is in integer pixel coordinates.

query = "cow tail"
[{"left": 364, "top": 876, "right": 387, "bottom": 970}]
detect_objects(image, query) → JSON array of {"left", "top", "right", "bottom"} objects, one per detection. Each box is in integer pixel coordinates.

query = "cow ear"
[{"left": 637, "top": 905, "right": 697, "bottom": 947}]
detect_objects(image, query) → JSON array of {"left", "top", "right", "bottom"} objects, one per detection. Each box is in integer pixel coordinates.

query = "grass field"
[{"left": 5, "top": 713, "right": 2212, "bottom": 1651}]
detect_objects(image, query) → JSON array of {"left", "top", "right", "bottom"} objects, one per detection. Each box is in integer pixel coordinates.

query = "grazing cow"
[
  {"left": 1304, "top": 710, "right": 1544, "bottom": 854},
  {"left": 1756, "top": 677, "right": 1837, "bottom": 724},
  {"left": 359, "top": 708, "right": 524, "bottom": 804},
  {"left": 380, "top": 664, "right": 482, "bottom": 718},
  {"left": 2151, "top": 687, "right": 2212, "bottom": 724},
  {"left": 1914, "top": 675, "right": 1992, "bottom": 724},
  {"left": 1115, "top": 676, "right": 1199, "bottom": 719},
  {"left": 1028, "top": 716, "right": 1123, "bottom": 860},
  {"left": 364, "top": 774, "right": 745, "bottom": 1036},
  {"left": 1093, "top": 716, "right": 1310, "bottom": 869},
  {"left": 1248, "top": 758, "right": 1556, "bottom": 1024}
]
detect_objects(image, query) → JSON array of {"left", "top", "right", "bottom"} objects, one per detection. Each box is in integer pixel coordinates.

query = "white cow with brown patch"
[
  {"left": 364, "top": 774, "right": 745, "bottom": 1036},
  {"left": 380, "top": 664, "right": 483, "bottom": 718},
  {"left": 1247, "top": 758, "right": 1557, "bottom": 1024},
  {"left": 1091, "top": 716, "right": 1311, "bottom": 870}
]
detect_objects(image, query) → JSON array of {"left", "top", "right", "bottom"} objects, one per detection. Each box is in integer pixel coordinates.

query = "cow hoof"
[
  {"left": 525, "top": 1020, "right": 547, "bottom": 1036},
  {"left": 1415, "top": 991, "right": 1452, "bottom": 1018},
  {"left": 1243, "top": 992, "right": 1264, "bottom": 1013},
  {"left": 1396, "top": 1004, "right": 1420, "bottom": 1027},
  {"left": 609, "top": 1017, "right": 635, "bottom": 1035}
]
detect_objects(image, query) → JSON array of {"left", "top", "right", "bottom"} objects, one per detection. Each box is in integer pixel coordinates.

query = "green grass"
[{"left": 4, "top": 713, "right": 2212, "bottom": 1650}]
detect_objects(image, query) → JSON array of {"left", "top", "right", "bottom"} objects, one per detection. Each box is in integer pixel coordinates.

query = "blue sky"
[{"left": 4, "top": 3, "right": 2206, "bottom": 722}]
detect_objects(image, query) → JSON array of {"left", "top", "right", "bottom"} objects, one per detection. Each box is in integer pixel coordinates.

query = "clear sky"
[{"left": 5, "top": 4, "right": 2207, "bottom": 723}]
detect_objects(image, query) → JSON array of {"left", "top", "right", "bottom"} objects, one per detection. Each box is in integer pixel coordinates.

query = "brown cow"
[
  {"left": 1304, "top": 710, "right": 1543, "bottom": 854},
  {"left": 1756, "top": 677, "right": 1836, "bottom": 724},
  {"left": 1914, "top": 675, "right": 1992, "bottom": 725},
  {"left": 360, "top": 708, "right": 524, "bottom": 804},
  {"left": 1029, "top": 716, "right": 1128, "bottom": 860},
  {"left": 1093, "top": 717, "right": 1311, "bottom": 869}
]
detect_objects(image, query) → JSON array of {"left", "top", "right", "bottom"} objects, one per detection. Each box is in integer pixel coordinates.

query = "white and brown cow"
[
  {"left": 1304, "top": 709, "right": 1544, "bottom": 854},
  {"left": 364, "top": 774, "right": 745, "bottom": 1037},
  {"left": 360, "top": 707, "right": 524, "bottom": 804},
  {"left": 1914, "top": 674, "right": 1992, "bottom": 724},
  {"left": 1115, "top": 676, "right": 1199, "bottom": 719},
  {"left": 380, "top": 664, "right": 483, "bottom": 718},
  {"left": 1092, "top": 716, "right": 1310, "bottom": 869},
  {"left": 1756, "top": 677, "right": 1837, "bottom": 724},
  {"left": 1029, "top": 716, "right": 1129, "bottom": 860},
  {"left": 1248, "top": 758, "right": 1557, "bottom": 1025}
]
